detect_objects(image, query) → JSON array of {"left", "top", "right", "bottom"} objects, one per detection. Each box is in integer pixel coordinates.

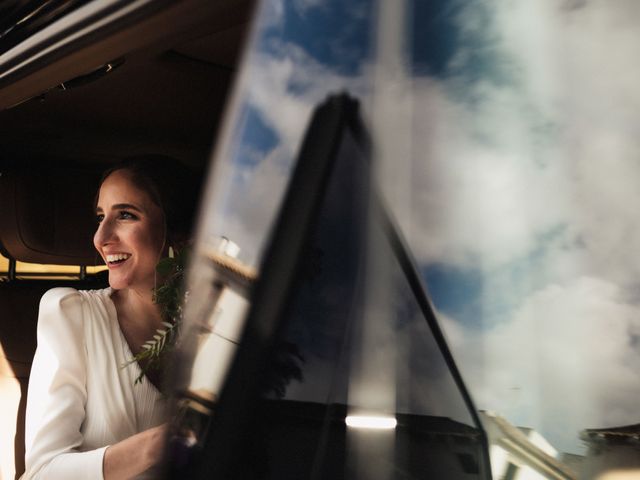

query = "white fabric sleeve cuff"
[{"left": 33, "top": 446, "right": 108, "bottom": 480}]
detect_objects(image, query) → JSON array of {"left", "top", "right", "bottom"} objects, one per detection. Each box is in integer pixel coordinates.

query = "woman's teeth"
[{"left": 106, "top": 253, "right": 131, "bottom": 263}]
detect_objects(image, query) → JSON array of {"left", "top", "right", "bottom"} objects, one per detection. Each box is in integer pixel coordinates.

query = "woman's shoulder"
[
  {"left": 39, "top": 287, "right": 83, "bottom": 314},
  {"left": 38, "top": 287, "right": 113, "bottom": 328},
  {"left": 36, "top": 288, "right": 86, "bottom": 344},
  {"left": 40, "top": 286, "right": 80, "bottom": 301},
  {"left": 40, "top": 286, "right": 112, "bottom": 305}
]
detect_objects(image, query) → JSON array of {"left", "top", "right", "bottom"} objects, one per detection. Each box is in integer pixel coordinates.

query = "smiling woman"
[
  {"left": 21, "top": 156, "right": 202, "bottom": 480},
  {"left": 0, "top": 0, "right": 255, "bottom": 477}
]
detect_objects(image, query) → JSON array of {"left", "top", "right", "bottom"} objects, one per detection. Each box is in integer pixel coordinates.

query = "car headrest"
[{"left": 0, "top": 166, "right": 103, "bottom": 266}]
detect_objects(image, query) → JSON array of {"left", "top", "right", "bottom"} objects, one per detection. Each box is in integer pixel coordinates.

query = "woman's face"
[{"left": 94, "top": 169, "right": 165, "bottom": 292}]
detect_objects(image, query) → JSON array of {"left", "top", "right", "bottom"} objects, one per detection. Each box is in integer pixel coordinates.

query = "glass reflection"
[
  {"left": 201, "top": 94, "right": 489, "bottom": 479},
  {"left": 392, "top": 0, "right": 640, "bottom": 477},
  {"left": 197, "top": 0, "right": 376, "bottom": 267},
  {"left": 174, "top": 0, "right": 640, "bottom": 478}
]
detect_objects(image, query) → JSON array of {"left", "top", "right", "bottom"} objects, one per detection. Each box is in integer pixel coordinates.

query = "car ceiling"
[{"left": 0, "top": 0, "right": 255, "bottom": 170}]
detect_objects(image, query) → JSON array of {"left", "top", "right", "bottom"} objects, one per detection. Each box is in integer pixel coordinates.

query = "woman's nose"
[{"left": 93, "top": 218, "right": 117, "bottom": 248}]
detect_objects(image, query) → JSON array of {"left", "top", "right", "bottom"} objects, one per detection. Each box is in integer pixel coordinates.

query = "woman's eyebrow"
[{"left": 111, "top": 203, "right": 144, "bottom": 212}]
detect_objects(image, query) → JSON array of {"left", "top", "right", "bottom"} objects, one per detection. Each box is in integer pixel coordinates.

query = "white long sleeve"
[
  {"left": 21, "top": 287, "right": 166, "bottom": 480},
  {"left": 22, "top": 288, "right": 106, "bottom": 479}
]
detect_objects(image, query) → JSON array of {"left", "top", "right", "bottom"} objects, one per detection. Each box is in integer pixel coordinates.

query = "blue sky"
[
  {"left": 259, "top": 0, "right": 374, "bottom": 76},
  {"left": 234, "top": 105, "right": 280, "bottom": 169}
]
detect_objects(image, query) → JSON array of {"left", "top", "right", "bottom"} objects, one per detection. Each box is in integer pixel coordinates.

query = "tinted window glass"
[{"left": 212, "top": 110, "right": 488, "bottom": 479}]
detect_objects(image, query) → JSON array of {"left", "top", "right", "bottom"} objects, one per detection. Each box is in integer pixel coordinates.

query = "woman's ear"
[{"left": 167, "top": 233, "right": 191, "bottom": 253}]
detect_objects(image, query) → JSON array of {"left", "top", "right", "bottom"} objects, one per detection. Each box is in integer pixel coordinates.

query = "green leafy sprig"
[{"left": 123, "top": 248, "right": 189, "bottom": 385}]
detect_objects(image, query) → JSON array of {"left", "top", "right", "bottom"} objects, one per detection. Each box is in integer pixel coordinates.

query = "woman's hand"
[{"left": 103, "top": 424, "right": 168, "bottom": 479}]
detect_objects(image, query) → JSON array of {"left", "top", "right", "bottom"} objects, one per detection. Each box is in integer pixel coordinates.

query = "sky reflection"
[
  {"left": 403, "top": 0, "right": 640, "bottom": 454},
  {"left": 195, "top": 0, "right": 640, "bottom": 457}
]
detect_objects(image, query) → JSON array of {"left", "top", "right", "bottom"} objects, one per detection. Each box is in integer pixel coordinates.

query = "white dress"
[{"left": 21, "top": 287, "right": 166, "bottom": 479}]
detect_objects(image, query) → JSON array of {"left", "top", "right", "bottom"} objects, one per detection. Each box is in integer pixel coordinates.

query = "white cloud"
[
  {"left": 397, "top": 0, "right": 640, "bottom": 282},
  {"left": 246, "top": 45, "right": 368, "bottom": 151},
  {"left": 293, "top": 0, "right": 324, "bottom": 15},
  {"left": 215, "top": 145, "right": 291, "bottom": 266},
  {"left": 402, "top": 77, "right": 571, "bottom": 268},
  {"left": 257, "top": 0, "right": 285, "bottom": 30},
  {"left": 390, "top": 0, "right": 640, "bottom": 454},
  {"left": 442, "top": 276, "right": 640, "bottom": 454}
]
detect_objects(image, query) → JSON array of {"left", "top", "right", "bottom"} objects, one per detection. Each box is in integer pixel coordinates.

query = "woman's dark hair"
[{"left": 98, "top": 155, "right": 201, "bottom": 248}]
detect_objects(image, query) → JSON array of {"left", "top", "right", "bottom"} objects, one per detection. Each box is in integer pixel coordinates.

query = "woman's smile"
[{"left": 105, "top": 253, "right": 132, "bottom": 266}]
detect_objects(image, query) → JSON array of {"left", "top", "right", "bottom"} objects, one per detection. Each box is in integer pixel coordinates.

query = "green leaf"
[
  {"left": 156, "top": 257, "right": 176, "bottom": 276},
  {"left": 121, "top": 247, "right": 192, "bottom": 392}
]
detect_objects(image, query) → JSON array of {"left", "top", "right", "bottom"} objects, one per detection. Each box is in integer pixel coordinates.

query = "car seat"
[{"left": 0, "top": 165, "right": 107, "bottom": 479}]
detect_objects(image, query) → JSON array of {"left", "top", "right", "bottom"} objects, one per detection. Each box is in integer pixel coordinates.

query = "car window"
[
  {"left": 171, "top": 93, "right": 490, "bottom": 479},
  {"left": 0, "top": 252, "right": 106, "bottom": 281},
  {"left": 169, "top": 0, "right": 640, "bottom": 478}
]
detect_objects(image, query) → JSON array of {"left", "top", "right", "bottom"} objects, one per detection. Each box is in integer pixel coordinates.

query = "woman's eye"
[
  {"left": 119, "top": 211, "right": 138, "bottom": 220},
  {"left": 96, "top": 214, "right": 104, "bottom": 223}
]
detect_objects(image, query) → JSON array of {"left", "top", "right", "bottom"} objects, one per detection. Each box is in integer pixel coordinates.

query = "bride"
[{"left": 22, "top": 156, "right": 198, "bottom": 479}]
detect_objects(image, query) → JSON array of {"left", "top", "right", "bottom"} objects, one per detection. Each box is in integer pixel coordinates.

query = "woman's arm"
[
  {"left": 24, "top": 288, "right": 103, "bottom": 479},
  {"left": 103, "top": 424, "right": 167, "bottom": 479}
]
